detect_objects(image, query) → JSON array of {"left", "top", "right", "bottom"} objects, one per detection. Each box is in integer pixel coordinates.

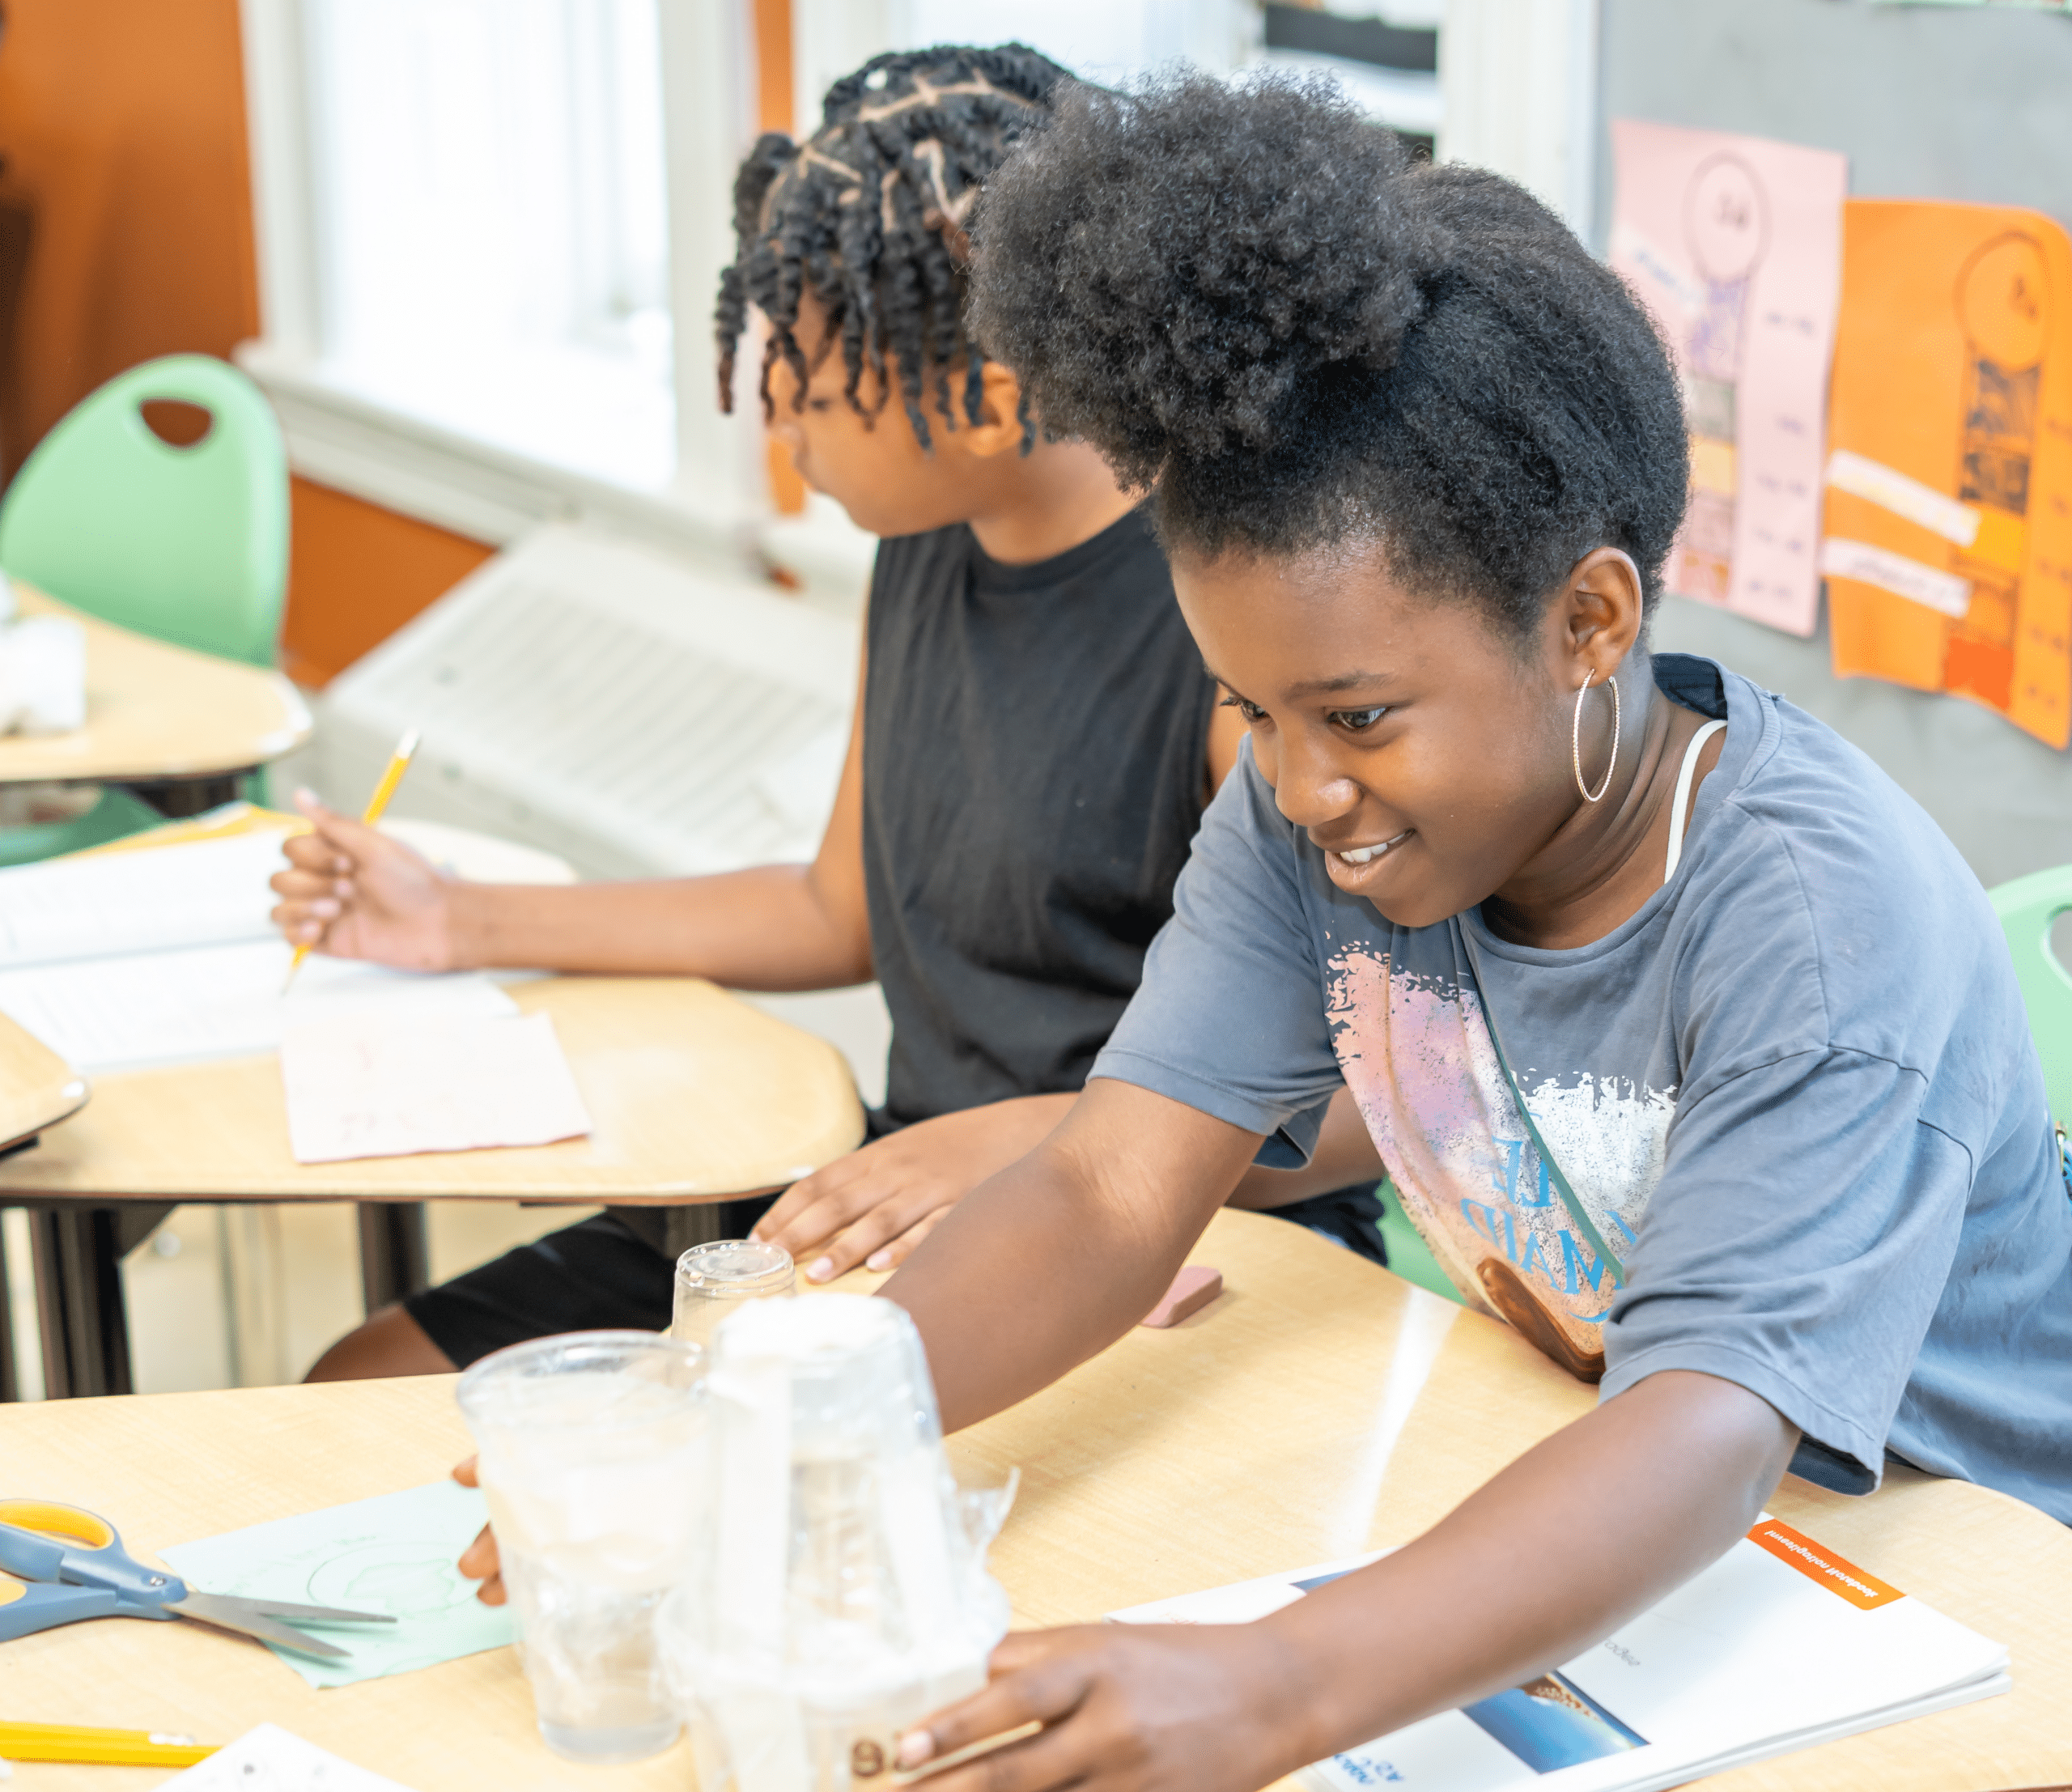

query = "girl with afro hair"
[
  {"left": 878, "top": 73, "right": 2072, "bottom": 1790},
  {"left": 274, "top": 46, "right": 1390, "bottom": 1384}
]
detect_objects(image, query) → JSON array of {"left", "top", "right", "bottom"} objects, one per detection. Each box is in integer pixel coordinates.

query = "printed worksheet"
[
  {"left": 0, "top": 940, "right": 517, "bottom": 1074},
  {"left": 1611, "top": 120, "right": 1848, "bottom": 637}
]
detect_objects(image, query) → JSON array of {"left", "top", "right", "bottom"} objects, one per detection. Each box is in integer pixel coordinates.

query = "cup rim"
[{"left": 456, "top": 1327, "right": 704, "bottom": 1425}]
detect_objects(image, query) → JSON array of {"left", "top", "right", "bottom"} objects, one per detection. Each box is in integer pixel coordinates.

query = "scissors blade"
[
  {"left": 163, "top": 1590, "right": 353, "bottom": 1661},
  {"left": 236, "top": 1595, "right": 395, "bottom": 1626}
]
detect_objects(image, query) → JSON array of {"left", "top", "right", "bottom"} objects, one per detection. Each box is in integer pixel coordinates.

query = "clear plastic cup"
[
  {"left": 456, "top": 1330, "right": 707, "bottom": 1764},
  {"left": 673, "top": 1296, "right": 1013, "bottom": 1792},
  {"left": 671, "top": 1238, "right": 795, "bottom": 1348}
]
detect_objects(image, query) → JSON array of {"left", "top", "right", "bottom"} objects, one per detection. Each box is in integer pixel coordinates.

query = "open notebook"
[
  {"left": 1110, "top": 1516, "right": 2007, "bottom": 1792},
  {"left": 0, "top": 828, "right": 516, "bottom": 1075}
]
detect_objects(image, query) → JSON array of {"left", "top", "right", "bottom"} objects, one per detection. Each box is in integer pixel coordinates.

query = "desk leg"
[
  {"left": 358, "top": 1204, "right": 431, "bottom": 1314},
  {"left": 26, "top": 1205, "right": 172, "bottom": 1399},
  {"left": 0, "top": 1217, "right": 15, "bottom": 1403}
]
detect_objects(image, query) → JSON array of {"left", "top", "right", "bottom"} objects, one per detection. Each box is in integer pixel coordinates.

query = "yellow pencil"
[
  {"left": 0, "top": 1721, "right": 216, "bottom": 1766},
  {"left": 282, "top": 725, "right": 422, "bottom": 994}
]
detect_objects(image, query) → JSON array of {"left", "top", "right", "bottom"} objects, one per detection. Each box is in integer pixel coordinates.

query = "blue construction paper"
[{"left": 160, "top": 1480, "right": 517, "bottom": 1688}]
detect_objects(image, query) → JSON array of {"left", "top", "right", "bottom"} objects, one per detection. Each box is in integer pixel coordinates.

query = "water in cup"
[{"left": 458, "top": 1330, "right": 707, "bottom": 1764}]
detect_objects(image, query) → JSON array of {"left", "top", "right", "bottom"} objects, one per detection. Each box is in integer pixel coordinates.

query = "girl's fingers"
[
  {"left": 452, "top": 1454, "right": 480, "bottom": 1486},
  {"left": 457, "top": 1522, "right": 497, "bottom": 1578},
  {"left": 864, "top": 1204, "right": 947, "bottom": 1273},
  {"left": 901, "top": 1637, "right": 1096, "bottom": 1771},
  {"left": 904, "top": 1723, "right": 1093, "bottom": 1792}
]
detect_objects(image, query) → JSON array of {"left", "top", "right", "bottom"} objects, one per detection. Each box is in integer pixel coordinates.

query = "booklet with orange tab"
[{"left": 1109, "top": 1515, "right": 2006, "bottom": 1792}]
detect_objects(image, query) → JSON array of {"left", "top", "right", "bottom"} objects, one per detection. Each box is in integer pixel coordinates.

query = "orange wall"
[{"left": 0, "top": 0, "right": 493, "bottom": 685}]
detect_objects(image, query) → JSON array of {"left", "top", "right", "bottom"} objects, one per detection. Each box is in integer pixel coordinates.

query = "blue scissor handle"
[
  {"left": 0, "top": 1500, "right": 189, "bottom": 1607},
  {"left": 0, "top": 1577, "right": 124, "bottom": 1642}
]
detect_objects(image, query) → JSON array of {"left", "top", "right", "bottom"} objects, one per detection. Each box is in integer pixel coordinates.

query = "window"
[
  {"left": 298, "top": 0, "right": 673, "bottom": 490},
  {"left": 238, "top": 0, "right": 1594, "bottom": 575}
]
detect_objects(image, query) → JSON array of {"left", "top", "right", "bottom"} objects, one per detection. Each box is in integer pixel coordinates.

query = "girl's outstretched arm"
[
  {"left": 901, "top": 1371, "right": 1796, "bottom": 1792},
  {"left": 881, "top": 1078, "right": 1263, "bottom": 1430}
]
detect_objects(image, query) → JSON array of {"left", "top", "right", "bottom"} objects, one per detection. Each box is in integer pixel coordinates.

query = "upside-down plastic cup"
[
  {"left": 457, "top": 1330, "right": 707, "bottom": 1764},
  {"left": 670, "top": 1238, "right": 796, "bottom": 1349},
  {"left": 665, "top": 1295, "right": 1013, "bottom": 1792}
]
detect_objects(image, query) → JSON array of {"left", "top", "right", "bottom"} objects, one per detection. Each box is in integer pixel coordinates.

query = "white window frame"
[
  {"left": 1439, "top": 0, "right": 1601, "bottom": 240},
  {"left": 236, "top": 0, "right": 777, "bottom": 576}
]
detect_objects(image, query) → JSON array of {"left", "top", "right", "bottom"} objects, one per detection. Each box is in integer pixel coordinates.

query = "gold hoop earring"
[{"left": 1572, "top": 669, "right": 1620, "bottom": 803}]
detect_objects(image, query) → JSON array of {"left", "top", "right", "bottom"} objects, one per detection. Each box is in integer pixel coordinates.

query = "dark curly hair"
[
  {"left": 715, "top": 43, "right": 1073, "bottom": 452},
  {"left": 964, "top": 74, "right": 1690, "bottom": 642}
]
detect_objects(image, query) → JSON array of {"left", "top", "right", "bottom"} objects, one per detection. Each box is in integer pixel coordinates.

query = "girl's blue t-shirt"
[{"left": 1093, "top": 654, "right": 2072, "bottom": 1522}]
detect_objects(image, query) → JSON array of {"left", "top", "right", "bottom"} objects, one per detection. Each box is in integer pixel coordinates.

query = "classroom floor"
[{"left": 2, "top": 1200, "right": 594, "bottom": 1398}]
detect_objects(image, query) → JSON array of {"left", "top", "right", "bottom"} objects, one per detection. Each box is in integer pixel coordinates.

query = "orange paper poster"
[
  {"left": 1611, "top": 120, "right": 1847, "bottom": 637},
  {"left": 1824, "top": 201, "right": 2072, "bottom": 747}
]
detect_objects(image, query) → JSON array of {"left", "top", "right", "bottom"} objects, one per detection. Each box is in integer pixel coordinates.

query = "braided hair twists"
[{"left": 715, "top": 43, "right": 1072, "bottom": 452}]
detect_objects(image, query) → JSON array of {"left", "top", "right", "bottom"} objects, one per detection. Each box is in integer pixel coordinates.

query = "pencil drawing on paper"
[
  {"left": 1943, "top": 232, "right": 2049, "bottom": 712},
  {"left": 1673, "top": 154, "right": 1768, "bottom": 606}
]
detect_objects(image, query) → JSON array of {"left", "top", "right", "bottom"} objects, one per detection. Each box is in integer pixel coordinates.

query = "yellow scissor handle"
[{"left": 0, "top": 1501, "right": 116, "bottom": 1549}]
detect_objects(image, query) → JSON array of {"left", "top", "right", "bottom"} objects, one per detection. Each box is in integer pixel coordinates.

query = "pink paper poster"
[{"left": 1610, "top": 120, "right": 1848, "bottom": 637}]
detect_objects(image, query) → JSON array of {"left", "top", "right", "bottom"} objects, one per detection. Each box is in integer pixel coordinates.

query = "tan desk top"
[
  {"left": 0, "top": 1013, "right": 87, "bottom": 1154},
  {"left": 0, "top": 585, "right": 312, "bottom": 785},
  {"left": 0, "top": 975, "right": 864, "bottom": 1203},
  {"left": 2, "top": 1209, "right": 2066, "bottom": 1792}
]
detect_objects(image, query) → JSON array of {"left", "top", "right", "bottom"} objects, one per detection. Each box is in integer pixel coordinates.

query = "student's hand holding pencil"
[{"left": 270, "top": 790, "right": 461, "bottom": 971}]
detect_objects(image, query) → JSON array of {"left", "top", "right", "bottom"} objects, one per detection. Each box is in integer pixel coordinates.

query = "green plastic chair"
[
  {"left": 0, "top": 354, "right": 289, "bottom": 864},
  {"left": 1376, "top": 1175, "right": 1464, "bottom": 1303},
  {"left": 0, "top": 354, "right": 288, "bottom": 665},
  {"left": 1987, "top": 864, "right": 2072, "bottom": 1132}
]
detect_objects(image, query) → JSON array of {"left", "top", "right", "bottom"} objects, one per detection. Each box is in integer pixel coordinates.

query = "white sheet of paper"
[
  {"left": 0, "top": 830, "right": 287, "bottom": 968},
  {"left": 280, "top": 1009, "right": 592, "bottom": 1163},
  {"left": 159, "top": 1723, "right": 416, "bottom": 1790},
  {"left": 0, "top": 939, "right": 516, "bottom": 1074}
]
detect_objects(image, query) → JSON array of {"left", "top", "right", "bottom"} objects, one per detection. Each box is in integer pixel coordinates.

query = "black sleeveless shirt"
[{"left": 860, "top": 508, "right": 1217, "bottom": 1129}]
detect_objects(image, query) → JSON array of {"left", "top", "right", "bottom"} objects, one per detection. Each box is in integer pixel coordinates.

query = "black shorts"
[
  {"left": 403, "top": 1195, "right": 779, "bottom": 1369},
  {"left": 403, "top": 1183, "right": 1386, "bottom": 1369}
]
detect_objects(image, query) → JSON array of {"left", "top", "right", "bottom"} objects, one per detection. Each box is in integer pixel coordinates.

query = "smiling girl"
[{"left": 873, "top": 73, "right": 2072, "bottom": 1792}]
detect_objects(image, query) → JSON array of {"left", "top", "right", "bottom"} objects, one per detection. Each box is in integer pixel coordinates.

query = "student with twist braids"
[
  {"left": 864, "top": 74, "right": 2072, "bottom": 1792},
  {"left": 273, "top": 49, "right": 1389, "bottom": 1384}
]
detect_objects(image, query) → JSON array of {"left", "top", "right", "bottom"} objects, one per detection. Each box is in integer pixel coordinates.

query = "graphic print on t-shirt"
[{"left": 1324, "top": 935, "right": 1673, "bottom": 1378}]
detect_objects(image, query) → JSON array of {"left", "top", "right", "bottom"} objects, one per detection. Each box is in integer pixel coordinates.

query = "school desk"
[
  {"left": 0, "top": 975, "right": 864, "bottom": 1399},
  {"left": 0, "top": 1013, "right": 87, "bottom": 1402},
  {"left": 0, "top": 1208, "right": 2066, "bottom": 1792},
  {"left": 0, "top": 584, "right": 312, "bottom": 810}
]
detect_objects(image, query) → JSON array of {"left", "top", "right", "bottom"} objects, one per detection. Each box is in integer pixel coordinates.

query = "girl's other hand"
[
  {"left": 451, "top": 1454, "right": 506, "bottom": 1606},
  {"left": 270, "top": 789, "right": 460, "bottom": 971},
  {"left": 896, "top": 1624, "right": 1299, "bottom": 1792},
  {"left": 752, "top": 1095, "right": 1073, "bottom": 1284}
]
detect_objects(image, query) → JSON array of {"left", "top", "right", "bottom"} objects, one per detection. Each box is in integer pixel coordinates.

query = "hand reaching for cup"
[{"left": 452, "top": 1454, "right": 505, "bottom": 1606}]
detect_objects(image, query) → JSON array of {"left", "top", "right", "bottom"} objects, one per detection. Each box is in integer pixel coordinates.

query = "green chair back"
[
  {"left": 1988, "top": 864, "right": 2072, "bottom": 1131},
  {"left": 0, "top": 354, "right": 287, "bottom": 668},
  {"left": 0, "top": 787, "right": 167, "bottom": 869}
]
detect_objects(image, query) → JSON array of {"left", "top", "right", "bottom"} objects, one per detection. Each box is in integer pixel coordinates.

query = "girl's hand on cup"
[{"left": 896, "top": 1624, "right": 1298, "bottom": 1792}]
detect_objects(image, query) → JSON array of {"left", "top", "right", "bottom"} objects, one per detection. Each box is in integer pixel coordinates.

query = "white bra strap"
[{"left": 1664, "top": 719, "right": 1727, "bottom": 885}]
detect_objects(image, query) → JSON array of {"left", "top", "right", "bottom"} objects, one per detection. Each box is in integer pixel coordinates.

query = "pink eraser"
[{"left": 1140, "top": 1265, "right": 1223, "bottom": 1328}]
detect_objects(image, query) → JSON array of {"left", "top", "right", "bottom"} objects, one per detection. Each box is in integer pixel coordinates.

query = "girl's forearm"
[
  {"left": 1258, "top": 1369, "right": 1798, "bottom": 1777},
  {"left": 444, "top": 862, "right": 873, "bottom": 987}
]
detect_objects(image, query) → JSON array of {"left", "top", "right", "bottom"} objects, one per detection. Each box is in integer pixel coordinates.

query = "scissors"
[{"left": 0, "top": 1499, "right": 396, "bottom": 1660}]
